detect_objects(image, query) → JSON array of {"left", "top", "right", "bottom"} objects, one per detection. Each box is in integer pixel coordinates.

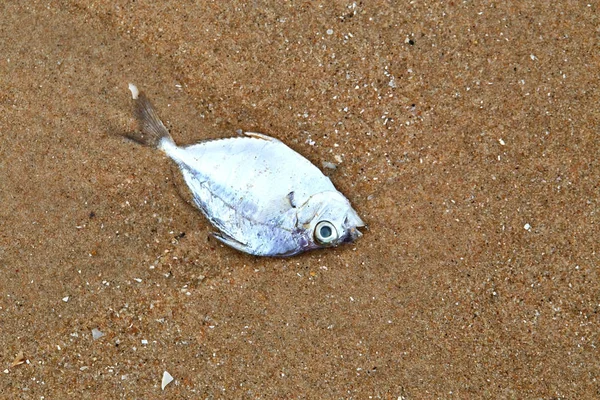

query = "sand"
[{"left": 1, "top": 1, "right": 599, "bottom": 398}]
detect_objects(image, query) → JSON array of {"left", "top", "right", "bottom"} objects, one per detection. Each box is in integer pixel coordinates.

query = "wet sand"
[{"left": 1, "top": 1, "right": 599, "bottom": 398}]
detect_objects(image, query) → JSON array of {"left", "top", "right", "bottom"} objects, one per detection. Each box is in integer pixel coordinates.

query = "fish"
[{"left": 125, "top": 84, "right": 364, "bottom": 256}]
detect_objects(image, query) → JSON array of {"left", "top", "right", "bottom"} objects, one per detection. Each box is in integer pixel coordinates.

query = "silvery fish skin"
[{"left": 126, "top": 84, "right": 364, "bottom": 256}]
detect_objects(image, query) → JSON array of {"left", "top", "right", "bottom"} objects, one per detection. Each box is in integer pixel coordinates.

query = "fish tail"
[{"left": 126, "top": 83, "right": 174, "bottom": 149}]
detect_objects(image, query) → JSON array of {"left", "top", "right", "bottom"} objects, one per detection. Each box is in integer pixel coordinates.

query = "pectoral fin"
[
  {"left": 286, "top": 191, "right": 297, "bottom": 208},
  {"left": 211, "top": 232, "right": 253, "bottom": 254}
]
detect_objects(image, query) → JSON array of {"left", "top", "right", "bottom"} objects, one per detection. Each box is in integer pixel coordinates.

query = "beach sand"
[{"left": 1, "top": 1, "right": 598, "bottom": 398}]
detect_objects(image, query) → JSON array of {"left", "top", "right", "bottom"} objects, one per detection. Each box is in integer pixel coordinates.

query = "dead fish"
[{"left": 125, "top": 84, "right": 364, "bottom": 256}]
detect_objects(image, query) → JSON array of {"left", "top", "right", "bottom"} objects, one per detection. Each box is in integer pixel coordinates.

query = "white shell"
[{"left": 161, "top": 371, "right": 174, "bottom": 390}]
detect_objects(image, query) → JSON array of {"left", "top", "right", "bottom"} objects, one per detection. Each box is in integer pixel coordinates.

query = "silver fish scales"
[{"left": 126, "top": 84, "right": 364, "bottom": 256}]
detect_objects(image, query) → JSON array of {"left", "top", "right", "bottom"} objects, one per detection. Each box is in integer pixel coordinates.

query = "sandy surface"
[{"left": 1, "top": 1, "right": 599, "bottom": 398}]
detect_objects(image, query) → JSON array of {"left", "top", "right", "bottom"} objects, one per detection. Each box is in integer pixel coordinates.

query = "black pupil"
[{"left": 320, "top": 225, "right": 332, "bottom": 238}]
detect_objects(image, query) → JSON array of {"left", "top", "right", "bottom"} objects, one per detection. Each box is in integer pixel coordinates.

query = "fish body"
[{"left": 126, "top": 84, "right": 364, "bottom": 256}]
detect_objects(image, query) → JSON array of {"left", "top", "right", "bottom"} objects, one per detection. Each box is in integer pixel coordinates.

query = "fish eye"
[{"left": 314, "top": 221, "right": 338, "bottom": 244}]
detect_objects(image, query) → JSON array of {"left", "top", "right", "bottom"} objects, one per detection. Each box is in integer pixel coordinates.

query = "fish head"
[{"left": 296, "top": 191, "right": 365, "bottom": 252}]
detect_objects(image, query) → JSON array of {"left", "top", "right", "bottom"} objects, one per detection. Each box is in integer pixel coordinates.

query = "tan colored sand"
[{"left": 1, "top": 1, "right": 598, "bottom": 398}]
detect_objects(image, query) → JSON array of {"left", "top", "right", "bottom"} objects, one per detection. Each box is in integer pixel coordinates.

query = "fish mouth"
[
  {"left": 341, "top": 209, "right": 365, "bottom": 243},
  {"left": 342, "top": 226, "right": 364, "bottom": 244}
]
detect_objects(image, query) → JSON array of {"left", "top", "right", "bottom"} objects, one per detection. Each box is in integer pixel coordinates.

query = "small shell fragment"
[
  {"left": 161, "top": 370, "right": 174, "bottom": 390},
  {"left": 11, "top": 351, "right": 25, "bottom": 367},
  {"left": 92, "top": 328, "right": 105, "bottom": 340},
  {"left": 128, "top": 83, "right": 139, "bottom": 99},
  {"left": 322, "top": 161, "right": 337, "bottom": 170}
]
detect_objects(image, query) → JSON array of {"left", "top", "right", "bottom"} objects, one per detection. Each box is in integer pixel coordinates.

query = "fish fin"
[
  {"left": 286, "top": 191, "right": 297, "bottom": 208},
  {"left": 211, "top": 232, "right": 253, "bottom": 254},
  {"left": 241, "top": 131, "right": 282, "bottom": 142},
  {"left": 126, "top": 83, "right": 174, "bottom": 148}
]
